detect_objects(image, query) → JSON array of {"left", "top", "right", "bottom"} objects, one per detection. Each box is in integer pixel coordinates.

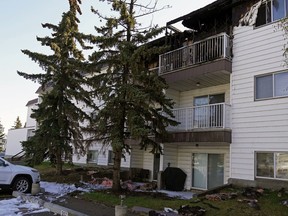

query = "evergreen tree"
[
  {"left": 13, "top": 116, "right": 23, "bottom": 129},
  {"left": 86, "top": 0, "right": 177, "bottom": 191},
  {"left": 18, "top": 0, "right": 94, "bottom": 174},
  {"left": 0, "top": 121, "right": 4, "bottom": 140}
]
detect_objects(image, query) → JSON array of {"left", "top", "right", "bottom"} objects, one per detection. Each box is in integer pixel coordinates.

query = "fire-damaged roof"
[{"left": 167, "top": 0, "right": 243, "bottom": 31}]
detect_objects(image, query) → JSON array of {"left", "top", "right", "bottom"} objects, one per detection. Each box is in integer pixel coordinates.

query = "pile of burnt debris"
[
  {"left": 147, "top": 187, "right": 288, "bottom": 216},
  {"left": 148, "top": 205, "right": 206, "bottom": 216}
]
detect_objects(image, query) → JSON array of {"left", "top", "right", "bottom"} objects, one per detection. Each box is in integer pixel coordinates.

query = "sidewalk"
[{"left": 13, "top": 191, "right": 177, "bottom": 216}]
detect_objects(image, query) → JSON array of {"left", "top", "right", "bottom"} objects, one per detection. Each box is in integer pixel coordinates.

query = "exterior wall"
[
  {"left": 231, "top": 24, "right": 288, "bottom": 181},
  {"left": 5, "top": 127, "right": 34, "bottom": 157},
  {"left": 130, "top": 144, "right": 157, "bottom": 181},
  {"left": 130, "top": 144, "right": 144, "bottom": 168},
  {"left": 166, "top": 89, "right": 180, "bottom": 108},
  {"left": 163, "top": 143, "right": 230, "bottom": 190},
  {"left": 162, "top": 143, "right": 178, "bottom": 170}
]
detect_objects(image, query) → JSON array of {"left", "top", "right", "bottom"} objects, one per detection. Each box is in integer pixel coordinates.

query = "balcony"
[
  {"left": 164, "top": 103, "right": 231, "bottom": 143},
  {"left": 159, "top": 33, "right": 232, "bottom": 92},
  {"left": 159, "top": 33, "right": 231, "bottom": 75}
]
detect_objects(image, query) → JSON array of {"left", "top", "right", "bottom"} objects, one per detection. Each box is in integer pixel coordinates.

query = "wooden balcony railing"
[{"left": 159, "top": 33, "right": 231, "bottom": 75}]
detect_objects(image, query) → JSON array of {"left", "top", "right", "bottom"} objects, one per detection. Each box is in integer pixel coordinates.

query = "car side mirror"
[{"left": 0, "top": 162, "right": 8, "bottom": 167}]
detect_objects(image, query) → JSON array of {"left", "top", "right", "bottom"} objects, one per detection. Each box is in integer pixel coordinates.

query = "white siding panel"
[{"left": 231, "top": 24, "right": 288, "bottom": 181}]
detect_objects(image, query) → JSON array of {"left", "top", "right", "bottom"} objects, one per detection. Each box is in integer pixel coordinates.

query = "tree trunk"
[
  {"left": 56, "top": 148, "right": 63, "bottom": 175},
  {"left": 112, "top": 149, "right": 122, "bottom": 191}
]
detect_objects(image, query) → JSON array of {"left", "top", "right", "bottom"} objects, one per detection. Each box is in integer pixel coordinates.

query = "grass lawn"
[{"left": 82, "top": 187, "right": 288, "bottom": 216}]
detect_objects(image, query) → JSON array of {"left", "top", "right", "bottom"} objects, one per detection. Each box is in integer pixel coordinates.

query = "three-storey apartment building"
[{"left": 154, "top": 0, "right": 288, "bottom": 190}]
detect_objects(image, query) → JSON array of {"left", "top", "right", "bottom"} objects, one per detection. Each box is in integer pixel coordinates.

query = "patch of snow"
[
  {"left": 158, "top": 190, "right": 194, "bottom": 200},
  {"left": 40, "top": 181, "right": 88, "bottom": 197},
  {"left": 0, "top": 197, "right": 49, "bottom": 216}
]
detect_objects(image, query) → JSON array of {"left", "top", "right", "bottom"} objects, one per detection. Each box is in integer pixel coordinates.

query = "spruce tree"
[
  {"left": 86, "top": 0, "right": 177, "bottom": 191},
  {"left": 18, "top": 0, "right": 94, "bottom": 174},
  {"left": 0, "top": 121, "right": 4, "bottom": 141},
  {"left": 13, "top": 116, "right": 23, "bottom": 129}
]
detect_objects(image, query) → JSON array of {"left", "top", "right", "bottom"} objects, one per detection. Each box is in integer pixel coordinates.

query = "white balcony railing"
[
  {"left": 167, "top": 103, "right": 231, "bottom": 131},
  {"left": 159, "top": 33, "right": 231, "bottom": 75}
]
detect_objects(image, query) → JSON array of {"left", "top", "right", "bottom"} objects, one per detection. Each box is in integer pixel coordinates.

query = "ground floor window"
[
  {"left": 192, "top": 153, "right": 224, "bottom": 190},
  {"left": 87, "top": 150, "right": 98, "bottom": 163},
  {"left": 256, "top": 152, "right": 288, "bottom": 179}
]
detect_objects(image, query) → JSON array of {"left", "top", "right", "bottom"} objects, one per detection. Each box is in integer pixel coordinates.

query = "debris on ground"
[
  {"left": 277, "top": 188, "right": 286, "bottom": 198},
  {"left": 241, "top": 187, "right": 264, "bottom": 199},
  {"left": 280, "top": 200, "right": 288, "bottom": 207},
  {"left": 205, "top": 192, "right": 237, "bottom": 201},
  {"left": 178, "top": 205, "right": 206, "bottom": 216},
  {"left": 237, "top": 199, "right": 260, "bottom": 210}
]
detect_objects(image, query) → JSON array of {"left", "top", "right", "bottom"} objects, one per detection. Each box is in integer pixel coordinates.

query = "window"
[
  {"left": 255, "top": 72, "right": 288, "bottom": 100},
  {"left": 193, "top": 94, "right": 225, "bottom": 128},
  {"left": 256, "top": 0, "right": 288, "bottom": 26},
  {"left": 108, "top": 150, "right": 114, "bottom": 165},
  {"left": 87, "top": 150, "right": 98, "bottom": 163},
  {"left": 256, "top": 152, "right": 288, "bottom": 179}
]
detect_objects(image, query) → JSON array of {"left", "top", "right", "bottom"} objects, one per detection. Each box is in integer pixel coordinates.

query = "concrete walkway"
[{"left": 12, "top": 191, "right": 154, "bottom": 216}]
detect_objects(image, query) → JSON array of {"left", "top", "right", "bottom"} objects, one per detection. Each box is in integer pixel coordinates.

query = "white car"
[{"left": 0, "top": 157, "right": 40, "bottom": 193}]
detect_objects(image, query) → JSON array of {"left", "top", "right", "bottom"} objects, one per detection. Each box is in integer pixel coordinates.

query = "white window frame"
[
  {"left": 255, "top": 71, "right": 288, "bottom": 100},
  {"left": 255, "top": 152, "right": 288, "bottom": 180}
]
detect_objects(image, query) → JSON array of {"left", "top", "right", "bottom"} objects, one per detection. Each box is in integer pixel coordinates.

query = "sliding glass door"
[{"left": 192, "top": 153, "right": 224, "bottom": 189}]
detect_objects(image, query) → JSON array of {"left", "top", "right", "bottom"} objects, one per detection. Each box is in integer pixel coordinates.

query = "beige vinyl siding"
[
  {"left": 130, "top": 144, "right": 144, "bottom": 168},
  {"left": 231, "top": 24, "right": 288, "bottom": 181},
  {"left": 166, "top": 84, "right": 230, "bottom": 109},
  {"left": 166, "top": 89, "right": 180, "bottom": 108},
  {"left": 162, "top": 143, "right": 178, "bottom": 170},
  {"left": 130, "top": 144, "right": 155, "bottom": 180}
]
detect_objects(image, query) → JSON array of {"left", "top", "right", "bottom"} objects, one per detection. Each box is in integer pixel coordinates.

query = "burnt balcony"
[
  {"left": 159, "top": 33, "right": 231, "bottom": 75},
  {"left": 164, "top": 103, "right": 231, "bottom": 143},
  {"left": 159, "top": 33, "right": 232, "bottom": 92}
]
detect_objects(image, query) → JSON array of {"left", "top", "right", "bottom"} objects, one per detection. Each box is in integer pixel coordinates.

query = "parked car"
[{"left": 0, "top": 157, "right": 40, "bottom": 193}]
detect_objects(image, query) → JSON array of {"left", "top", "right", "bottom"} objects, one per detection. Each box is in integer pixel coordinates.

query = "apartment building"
[
  {"left": 150, "top": 0, "right": 288, "bottom": 190},
  {"left": 5, "top": 98, "right": 37, "bottom": 158}
]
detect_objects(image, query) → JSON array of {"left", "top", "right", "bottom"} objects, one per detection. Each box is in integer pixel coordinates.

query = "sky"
[{"left": 0, "top": 0, "right": 215, "bottom": 133}]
